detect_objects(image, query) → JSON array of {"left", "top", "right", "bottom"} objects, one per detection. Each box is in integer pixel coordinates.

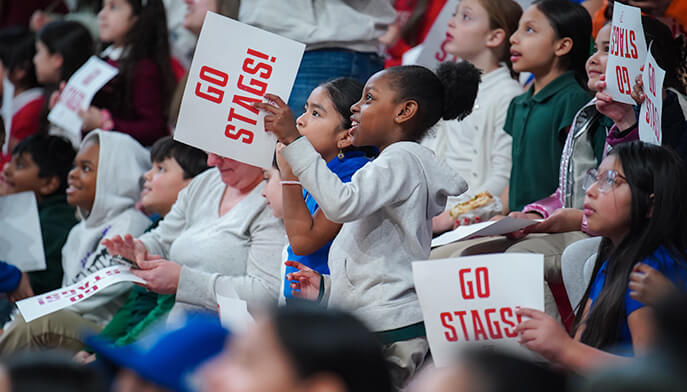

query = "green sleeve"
[
  {"left": 98, "top": 288, "right": 141, "bottom": 341},
  {"left": 114, "top": 294, "right": 176, "bottom": 346}
]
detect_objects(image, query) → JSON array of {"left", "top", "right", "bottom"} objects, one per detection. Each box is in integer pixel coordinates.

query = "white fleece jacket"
[
  {"left": 282, "top": 138, "right": 467, "bottom": 331},
  {"left": 61, "top": 130, "right": 151, "bottom": 325}
]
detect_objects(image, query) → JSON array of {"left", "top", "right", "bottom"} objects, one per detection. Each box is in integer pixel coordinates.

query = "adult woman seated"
[{"left": 104, "top": 153, "right": 285, "bottom": 317}]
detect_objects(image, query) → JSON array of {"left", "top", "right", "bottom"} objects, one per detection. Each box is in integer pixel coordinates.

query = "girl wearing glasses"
[{"left": 514, "top": 141, "right": 687, "bottom": 372}]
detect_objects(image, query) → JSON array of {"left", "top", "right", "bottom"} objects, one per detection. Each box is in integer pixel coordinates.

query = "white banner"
[
  {"left": 413, "top": 0, "right": 459, "bottom": 69},
  {"left": 16, "top": 265, "right": 145, "bottom": 322},
  {"left": 413, "top": 254, "right": 544, "bottom": 366},
  {"left": 638, "top": 44, "right": 665, "bottom": 146},
  {"left": 48, "top": 56, "right": 118, "bottom": 137},
  {"left": 604, "top": 3, "right": 647, "bottom": 105},
  {"left": 174, "top": 12, "right": 305, "bottom": 169},
  {"left": 0, "top": 192, "right": 46, "bottom": 272},
  {"left": 431, "top": 217, "right": 539, "bottom": 248}
]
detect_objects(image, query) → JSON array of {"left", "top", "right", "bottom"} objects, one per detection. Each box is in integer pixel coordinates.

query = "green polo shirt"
[
  {"left": 505, "top": 71, "right": 591, "bottom": 212},
  {"left": 28, "top": 194, "right": 78, "bottom": 294}
]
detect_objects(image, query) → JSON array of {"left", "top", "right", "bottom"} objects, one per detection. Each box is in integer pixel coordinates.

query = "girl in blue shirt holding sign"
[
  {"left": 268, "top": 77, "right": 374, "bottom": 302},
  {"left": 516, "top": 141, "right": 687, "bottom": 372}
]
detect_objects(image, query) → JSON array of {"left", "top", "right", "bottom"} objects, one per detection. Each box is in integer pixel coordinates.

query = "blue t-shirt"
[
  {"left": 588, "top": 246, "right": 687, "bottom": 353},
  {"left": 283, "top": 150, "right": 371, "bottom": 298}
]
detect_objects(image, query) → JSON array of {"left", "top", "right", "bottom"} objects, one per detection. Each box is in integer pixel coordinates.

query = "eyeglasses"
[{"left": 583, "top": 168, "right": 627, "bottom": 193}]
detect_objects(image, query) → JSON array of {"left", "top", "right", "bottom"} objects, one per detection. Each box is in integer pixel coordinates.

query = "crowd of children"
[{"left": 0, "top": 0, "right": 686, "bottom": 391}]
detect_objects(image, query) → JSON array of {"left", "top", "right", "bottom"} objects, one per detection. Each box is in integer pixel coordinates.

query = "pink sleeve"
[{"left": 522, "top": 187, "right": 563, "bottom": 219}]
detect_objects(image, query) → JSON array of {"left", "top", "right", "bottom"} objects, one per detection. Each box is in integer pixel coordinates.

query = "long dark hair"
[
  {"left": 574, "top": 142, "right": 687, "bottom": 349},
  {"left": 274, "top": 306, "right": 392, "bottom": 392},
  {"left": 100, "top": 0, "right": 176, "bottom": 118},
  {"left": 37, "top": 20, "right": 94, "bottom": 82},
  {"left": 534, "top": 0, "right": 592, "bottom": 88}
]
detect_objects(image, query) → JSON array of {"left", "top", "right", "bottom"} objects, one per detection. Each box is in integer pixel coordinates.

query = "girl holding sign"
[
  {"left": 257, "top": 61, "right": 480, "bottom": 389},
  {"left": 516, "top": 141, "right": 687, "bottom": 372},
  {"left": 80, "top": 0, "right": 176, "bottom": 146},
  {"left": 274, "top": 78, "right": 374, "bottom": 303}
]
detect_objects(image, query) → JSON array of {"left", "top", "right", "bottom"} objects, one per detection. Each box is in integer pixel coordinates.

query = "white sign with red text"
[
  {"left": 431, "top": 217, "right": 540, "bottom": 248},
  {"left": 638, "top": 44, "right": 665, "bottom": 146},
  {"left": 0, "top": 192, "right": 45, "bottom": 272},
  {"left": 413, "top": 0, "right": 459, "bottom": 69},
  {"left": 174, "top": 12, "right": 305, "bottom": 169},
  {"left": 604, "top": 3, "right": 647, "bottom": 105},
  {"left": 16, "top": 265, "right": 145, "bottom": 322},
  {"left": 413, "top": 254, "right": 544, "bottom": 366},
  {"left": 48, "top": 56, "right": 118, "bottom": 138}
]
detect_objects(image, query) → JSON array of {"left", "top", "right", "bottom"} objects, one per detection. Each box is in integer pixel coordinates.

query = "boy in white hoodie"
[{"left": 0, "top": 130, "right": 151, "bottom": 354}]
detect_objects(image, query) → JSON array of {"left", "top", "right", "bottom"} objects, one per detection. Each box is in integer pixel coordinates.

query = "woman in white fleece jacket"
[
  {"left": 256, "top": 61, "right": 481, "bottom": 390},
  {"left": 104, "top": 153, "right": 285, "bottom": 319}
]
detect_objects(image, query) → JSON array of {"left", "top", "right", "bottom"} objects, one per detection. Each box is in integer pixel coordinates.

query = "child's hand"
[
  {"left": 253, "top": 94, "right": 301, "bottom": 145},
  {"left": 631, "top": 73, "right": 646, "bottom": 105},
  {"left": 79, "top": 106, "right": 103, "bottom": 132},
  {"left": 102, "top": 234, "right": 149, "bottom": 266},
  {"left": 594, "top": 74, "right": 636, "bottom": 130},
  {"left": 515, "top": 308, "right": 573, "bottom": 363},
  {"left": 73, "top": 351, "right": 96, "bottom": 364},
  {"left": 275, "top": 142, "right": 296, "bottom": 180},
  {"left": 49, "top": 81, "right": 66, "bottom": 109},
  {"left": 524, "top": 208, "right": 582, "bottom": 234},
  {"left": 629, "top": 263, "right": 679, "bottom": 306},
  {"left": 130, "top": 256, "right": 181, "bottom": 295},
  {"left": 284, "top": 261, "right": 322, "bottom": 301},
  {"left": 8, "top": 272, "right": 34, "bottom": 302}
]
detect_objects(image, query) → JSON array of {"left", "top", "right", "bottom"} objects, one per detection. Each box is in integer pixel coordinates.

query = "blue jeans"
[{"left": 288, "top": 49, "right": 385, "bottom": 117}]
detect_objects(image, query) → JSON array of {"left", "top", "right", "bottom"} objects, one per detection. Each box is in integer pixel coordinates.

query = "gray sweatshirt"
[
  {"left": 139, "top": 169, "right": 285, "bottom": 315},
  {"left": 282, "top": 138, "right": 467, "bottom": 331}
]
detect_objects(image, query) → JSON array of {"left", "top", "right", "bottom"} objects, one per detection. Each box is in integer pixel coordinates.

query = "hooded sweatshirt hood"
[
  {"left": 76, "top": 131, "right": 151, "bottom": 225},
  {"left": 61, "top": 130, "right": 152, "bottom": 324}
]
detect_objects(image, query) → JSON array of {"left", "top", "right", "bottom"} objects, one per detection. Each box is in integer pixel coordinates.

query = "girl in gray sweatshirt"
[{"left": 256, "top": 61, "right": 481, "bottom": 389}]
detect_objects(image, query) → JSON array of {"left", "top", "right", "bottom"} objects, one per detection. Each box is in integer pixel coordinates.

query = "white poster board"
[
  {"left": 174, "top": 12, "right": 305, "bottom": 169},
  {"left": 48, "top": 56, "right": 118, "bottom": 137},
  {"left": 638, "top": 44, "right": 665, "bottom": 146},
  {"left": 604, "top": 3, "right": 648, "bottom": 104},
  {"left": 16, "top": 265, "right": 144, "bottom": 322},
  {"left": 413, "top": 0, "right": 459, "bottom": 69},
  {"left": 0, "top": 192, "right": 46, "bottom": 272},
  {"left": 431, "top": 217, "right": 539, "bottom": 248},
  {"left": 413, "top": 254, "right": 544, "bottom": 366}
]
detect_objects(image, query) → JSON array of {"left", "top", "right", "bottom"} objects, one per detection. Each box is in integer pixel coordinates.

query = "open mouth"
[{"left": 510, "top": 49, "right": 522, "bottom": 63}]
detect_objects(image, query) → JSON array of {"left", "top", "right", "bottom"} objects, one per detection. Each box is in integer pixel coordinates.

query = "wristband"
[
  {"left": 317, "top": 273, "right": 325, "bottom": 303},
  {"left": 280, "top": 181, "right": 301, "bottom": 186}
]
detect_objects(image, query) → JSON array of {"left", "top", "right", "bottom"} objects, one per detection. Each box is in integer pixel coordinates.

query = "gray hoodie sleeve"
[
  {"left": 175, "top": 208, "right": 285, "bottom": 310},
  {"left": 281, "top": 137, "right": 422, "bottom": 223}
]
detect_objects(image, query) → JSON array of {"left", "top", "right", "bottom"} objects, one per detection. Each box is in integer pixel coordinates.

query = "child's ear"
[
  {"left": 393, "top": 100, "right": 418, "bottom": 124},
  {"left": 554, "top": 37, "right": 574, "bottom": 57},
  {"left": 38, "top": 176, "right": 60, "bottom": 197},
  {"left": 336, "top": 129, "right": 353, "bottom": 150},
  {"left": 486, "top": 28, "right": 506, "bottom": 49}
]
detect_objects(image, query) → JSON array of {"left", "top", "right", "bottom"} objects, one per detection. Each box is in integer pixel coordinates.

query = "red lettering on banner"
[
  {"left": 435, "top": 37, "right": 458, "bottom": 62},
  {"left": 611, "top": 26, "right": 638, "bottom": 59},
  {"left": 192, "top": 48, "right": 277, "bottom": 145},
  {"left": 615, "top": 65, "right": 632, "bottom": 95},
  {"left": 441, "top": 312, "right": 458, "bottom": 341},
  {"left": 459, "top": 267, "right": 490, "bottom": 299},
  {"left": 82, "top": 68, "right": 102, "bottom": 86},
  {"left": 61, "top": 86, "right": 86, "bottom": 112},
  {"left": 439, "top": 306, "right": 524, "bottom": 342}
]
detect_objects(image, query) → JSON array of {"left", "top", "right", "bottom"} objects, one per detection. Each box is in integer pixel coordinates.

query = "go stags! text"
[
  {"left": 439, "top": 267, "right": 523, "bottom": 342},
  {"left": 610, "top": 25, "right": 639, "bottom": 97},
  {"left": 193, "top": 48, "right": 277, "bottom": 145}
]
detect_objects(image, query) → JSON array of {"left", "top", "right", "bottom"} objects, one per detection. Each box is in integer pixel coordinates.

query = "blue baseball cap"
[{"left": 86, "top": 315, "right": 230, "bottom": 392}]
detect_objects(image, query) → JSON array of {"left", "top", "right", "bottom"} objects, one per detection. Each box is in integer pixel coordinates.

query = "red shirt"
[
  {"left": 11, "top": 89, "right": 44, "bottom": 141},
  {"left": 92, "top": 57, "right": 169, "bottom": 146}
]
